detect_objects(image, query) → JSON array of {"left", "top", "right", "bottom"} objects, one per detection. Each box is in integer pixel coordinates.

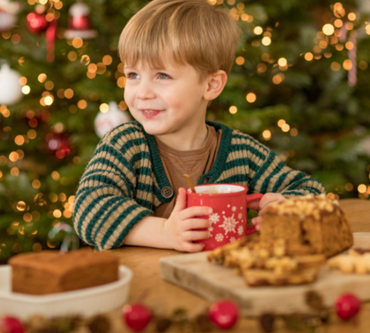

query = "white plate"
[{"left": 0, "top": 265, "right": 132, "bottom": 320}]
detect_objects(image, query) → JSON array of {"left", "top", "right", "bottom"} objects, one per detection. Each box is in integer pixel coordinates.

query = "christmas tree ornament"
[
  {"left": 94, "top": 102, "right": 131, "bottom": 138},
  {"left": 0, "top": 63, "right": 23, "bottom": 105},
  {"left": 122, "top": 303, "right": 152, "bottom": 332},
  {"left": 335, "top": 293, "right": 361, "bottom": 321},
  {"left": 64, "top": 0, "right": 97, "bottom": 39},
  {"left": 208, "top": 300, "right": 239, "bottom": 329},
  {"left": 45, "top": 131, "right": 71, "bottom": 159},
  {"left": 0, "top": 0, "right": 21, "bottom": 32},
  {"left": 26, "top": 12, "right": 48, "bottom": 34},
  {"left": 0, "top": 316, "right": 25, "bottom": 333},
  {"left": 48, "top": 222, "right": 80, "bottom": 253},
  {"left": 26, "top": 7, "right": 57, "bottom": 62}
]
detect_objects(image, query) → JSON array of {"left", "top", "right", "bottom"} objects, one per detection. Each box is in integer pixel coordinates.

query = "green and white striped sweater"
[{"left": 73, "top": 121, "right": 325, "bottom": 250}]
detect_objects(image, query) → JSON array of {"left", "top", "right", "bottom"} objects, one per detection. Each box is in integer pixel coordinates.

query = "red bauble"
[
  {"left": 335, "top": 293, "right": 361, "bottom": 321},
  {"left": 122, "top": 303, "right": 152, "bottom": 332},
  {"left": 209, "top": 300, "right": 239, "bottom": 329},
  {"left": 0, "top": 316, "right": 24, "bottom": 333},
  {"left": 26, "top": 12, "right": 48, "bottom": 34},
  {"left": 45, "top": 131, "right": 71, "bottom": 159}
]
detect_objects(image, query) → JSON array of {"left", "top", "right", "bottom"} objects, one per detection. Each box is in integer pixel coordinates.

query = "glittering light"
[
  {"left": 102, "top": 55, "right": 113, "bottom": 65},
  {"left": 278, "top": 58, "right": 287, "bottom": 67},
  {"left": 334, "top": 19, "right": 343, "bottom": 28},
  {"left": 281, "top": 124, "right": 290, "bottom": 132},
  {"left": 117, "top": 77, "right": 126, "bottom": 88},
  {"left": 348, "top": 12, "right": 356, "bottom": 21},
  {"left": 72, "top": 37, "right": 83, "bottom": 48},
  {"left": 358, "top": 184, "right": 367, "bottom": 193},
  {"left": 19, "top": 77, "right": 27, "bottom": 85},
  {"left": 331, "top": 62, "right": 341, "bottom": 71},
  {"left": 229, "top": 106, "right": 237, "bottom": 114},
  {"left": 51, "top": 171, "right": 60, "bottom": 181},
  {"left": 53, "top": 209, "right": 62, "bottom": 218},
  {"left": 322, "top": 24, "right": 334, "bottom": 36},
  {"left": 77, "top": 100, "right": 87, "bottom": 109},
  {"left": 17, "top": 201, "right": 26, "bottom": 211},
  {"left": 38, "top": 73, "right": 47, "bottom": 83},
  {"left": 9, "top": 152, "right": 19, "bottom": 162},
  {"left": 235, "top": 56, "right": 245, "bottom": 65},
  {"left": 345, "top": 183, "right": 354, "bottom": 191},
  {"left": 81, "top": 55, "right": 91, "bottom": 66},
  {"left": 10, "top": 167, "right": 19, "bottom": 176},
  {"left": 261, "top": 37, "right": 271, "bottom": 46},
  {"left": 254, "top": 26, "right": 263, "bottom": 35},
  {"left": 345, "top": 22, "right": 353, "bottom": 30},
  {"left": 22, "top": 85, "right": 31, "bottom": 94},
  {"left": 44, "top": 96, "right": 54, "bottom": 105},
  {"left": 68, "top": 51, "right": 77, "bottom": 61},
  {"left": 32, "top": 179, "right": 41, "bottom": 189},
  {"left": 64, "top": 89, "right": 74, "bottom": 99},
  {"left": 15, "top": 135, "right": 25, "bottom": 146},
  {"left": 27, "top": 129, "right": 37, "bottom": 139},
  {"left": 304, "top": 52, "right": 313, "bottom": 61},
  {"left": 88, "top": 64, "right": 97, "bottom": 73},
  {"left": 345, "top": 41, "right": 354, "bottom": 50},
  {"left": 290, "top": 128, "right": 298, "bottom": 136},
  {"left": 343, "top": 59, "right": 352, "bottom": 71},
  {"left": 366, "top": 25, "right": 370, "bottom": 35},
  {"left": 45, "top": 81, "right": 54, "bottom": 90},
  {"left": 246, "top": 92, "right": 256, "bottom": 103},
  {"left": 359, "top": 61, "right": 368, "bottom": 70},
  {"left": 100, "top": 103, "right": 109, "bottom": 113},
  {"left": 262, "top": 130, "right": 271, "bottom": 140},
  {"left": 257, "top": 63, "right": 267, "bottom": 74},
  {"left": 277, "top": 119, "right": 286, "bottom": 127},
  {"left": 272, "top": 73, "right": 284, "bottom": 84}
]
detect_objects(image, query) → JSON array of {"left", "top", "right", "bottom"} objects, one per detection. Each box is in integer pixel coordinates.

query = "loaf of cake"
[
  {"left": 261, "top": 195, "right": 353, "bottom": 258},
  {"left": 9, "top": 248, "right": 119, "bottom": 295}
]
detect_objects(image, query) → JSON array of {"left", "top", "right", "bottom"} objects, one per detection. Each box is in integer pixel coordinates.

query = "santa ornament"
[
  {"left": 64, "top": 0, "right": 97, "bottom": 39},
  {"left": 0, "top": 0, "right": 21, "bottom": 32},
  {"left": 94, "top": 102, "right": 131, "bottom": 138},
  {"left": 0, "top": 63, "right": 23, "bottom": 105}
]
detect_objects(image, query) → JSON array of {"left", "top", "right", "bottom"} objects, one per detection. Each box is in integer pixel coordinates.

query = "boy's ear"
[{"left": 204, "top": 70, "right": 228, "bottom": 101}]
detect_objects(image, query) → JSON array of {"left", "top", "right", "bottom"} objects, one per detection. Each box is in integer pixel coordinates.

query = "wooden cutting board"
[{"left": 160, "top": 232, "right": 370, "bottom": 316}]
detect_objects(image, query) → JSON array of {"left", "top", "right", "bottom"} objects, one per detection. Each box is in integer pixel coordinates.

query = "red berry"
[
  {"left": 0, "top": 317, "right": 24, "bottom": 333},
  {"left": 209, "top": 300, "right": 239, "bottom": 329},
  {"left": 335, "top": 293, "right": 361, "bottom": 321},
  {"left": 122, "top": 303, "right": 152, "bottom": 332}
]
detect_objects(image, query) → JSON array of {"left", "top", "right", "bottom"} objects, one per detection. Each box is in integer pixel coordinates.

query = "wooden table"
[{"left": 107, "top": 199, "right": 370, "bottom": 333}]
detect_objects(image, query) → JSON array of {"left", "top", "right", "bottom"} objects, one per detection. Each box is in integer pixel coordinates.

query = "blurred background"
[{"left": 0, "top": 0, "right": 370, "bottom": 263}]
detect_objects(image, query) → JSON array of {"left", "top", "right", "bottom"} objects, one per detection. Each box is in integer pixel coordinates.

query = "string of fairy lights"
[{"left": 1, "top": 0, "right": 370, "bottom": 255}]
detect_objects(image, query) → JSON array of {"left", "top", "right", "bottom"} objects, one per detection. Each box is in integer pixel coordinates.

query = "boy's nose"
[{"left": 136, "top": 81, "right": 156, "bottom": 100}]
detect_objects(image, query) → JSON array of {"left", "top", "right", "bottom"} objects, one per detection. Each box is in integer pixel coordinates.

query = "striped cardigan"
[{"left": 73, "top": 121, "right": 325, "bottom": 250}]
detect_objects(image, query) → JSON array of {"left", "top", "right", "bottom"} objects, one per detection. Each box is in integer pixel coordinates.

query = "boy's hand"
[
  {"left": 250, "top": 193, "right": 285, "bottom": 230},
  {"left": 163, "top": 187, "right": 212, "bottom": 252}
]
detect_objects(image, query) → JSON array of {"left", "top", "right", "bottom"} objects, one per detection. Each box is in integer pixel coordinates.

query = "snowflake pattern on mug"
[
  {"left": 219, "top": 214, "right": 238, "bottom": 235},
  {"left": 238, "top": 213, "right": 243, "bottom": 220},
  {"left": 232, "top": 206, "right": 237, "bottom": 212},
  {"left": 230, "top": 237, "right": 236, "bottom": 243},
  {"left": 238, "top": 225, "right": 244, "bottom": 235},
  {"left": 209, "top": 213, "right": 220, "bottom": 225},
  {"left": 215, "top": 233, "right": 224, "bottom": 242}
]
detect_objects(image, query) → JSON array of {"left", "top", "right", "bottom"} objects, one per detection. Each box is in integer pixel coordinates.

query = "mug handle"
[{"left": 245, "top": 193, "right": 264, "bottom": 235}]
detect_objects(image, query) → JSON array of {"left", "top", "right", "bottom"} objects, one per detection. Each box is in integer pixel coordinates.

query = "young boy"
[{"left": 73, "top": 0, "right": 325, "bottom": 252}]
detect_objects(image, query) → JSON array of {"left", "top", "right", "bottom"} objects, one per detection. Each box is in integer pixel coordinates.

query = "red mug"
[{"left": 186, "top": 184, "right": 263, "bottom": 251}]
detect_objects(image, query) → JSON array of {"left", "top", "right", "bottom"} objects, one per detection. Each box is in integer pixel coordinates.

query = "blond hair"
[{"left": 119, "top": 0, "right": 241, "bottom": 79}]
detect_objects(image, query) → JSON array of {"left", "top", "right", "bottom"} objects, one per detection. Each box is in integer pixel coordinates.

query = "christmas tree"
[{"left": 0, "top": 0, "right": 369, "bottom": 263}]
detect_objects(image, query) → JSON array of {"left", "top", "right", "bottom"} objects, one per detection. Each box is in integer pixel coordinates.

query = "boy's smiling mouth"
[{"left": 139, "top": 109, "right": 164, "bottom": 118}]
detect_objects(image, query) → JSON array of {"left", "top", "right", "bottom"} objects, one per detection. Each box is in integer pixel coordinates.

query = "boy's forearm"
[{"left": 124, "top": 215, "right": 170, "bottom": 249}]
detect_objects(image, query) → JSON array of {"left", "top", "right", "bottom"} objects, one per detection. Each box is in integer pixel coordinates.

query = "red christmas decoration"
[
  {"left": 64, "top": 0, "right": 97, "bottom": 39},
  {"left": 26, "top": 9, "right": 57, "bottom": 62},
  {"left": 45, "top": 131, "right": 71, "bottom": 159},
  {"left": 335, "top": 293, "right": 361, "bottom": 321},
  {"left": 208, "top": 300, "right": 239, "bottom": 329},
  {"left": 26, "top": 12, "right": 48, "bottom": 34},
  {"left": 0, "top": 316, "right": 25, "bottom": 333},
  {"left": 122, "top": 303, "right": 152, "bottom": 332}
]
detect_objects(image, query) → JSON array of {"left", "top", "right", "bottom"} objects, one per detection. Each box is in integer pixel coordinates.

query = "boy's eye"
[
  {"left": 126, "top": 72, "right": 140, "bottom": 79},
  {"left": 158, "top": 73, "right": 170, "bottom": 79}
]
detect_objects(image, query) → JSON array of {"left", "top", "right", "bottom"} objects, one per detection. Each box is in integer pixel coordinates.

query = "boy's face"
[{"left": 123, "top": 58, "right": 210, "bottom": 140}]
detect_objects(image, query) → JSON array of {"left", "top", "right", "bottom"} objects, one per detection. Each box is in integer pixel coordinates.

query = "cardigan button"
[{"left": 161, "top": 186, "right": 174, "bottom": 199}]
